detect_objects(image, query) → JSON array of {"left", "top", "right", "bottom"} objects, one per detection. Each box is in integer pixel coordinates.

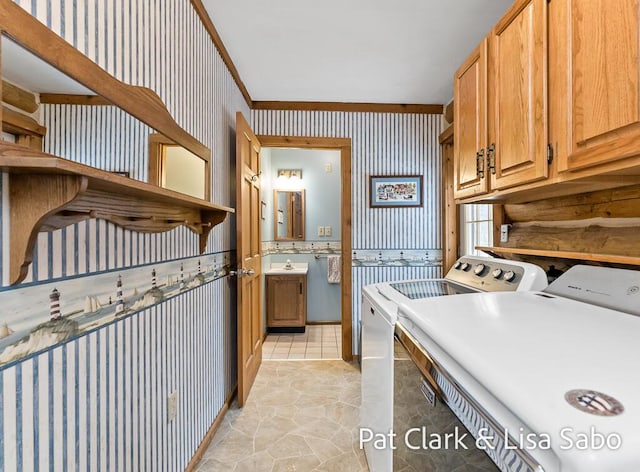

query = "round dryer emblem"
[{"left": 565, "top": 389, "right": 624, "bottom": 416}]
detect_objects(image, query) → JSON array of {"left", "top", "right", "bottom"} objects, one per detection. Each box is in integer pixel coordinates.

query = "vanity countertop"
[{"left": 265, "top": 262, "right": 308, "bottom": 275}]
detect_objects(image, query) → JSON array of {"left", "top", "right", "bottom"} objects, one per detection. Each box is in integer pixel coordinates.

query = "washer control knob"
[
  {"left": 504, "top": 270, "right": 516, "bottom": 282},
  {"left": 474, "top": 264, "right": 486, "bottom": 275},
  {"left": 461, "top": 262, "right": 470, "bottom": 271},
  {"left": 492, "top": 268, "right": 503, "bottom": 279},
  {"left": 453, "top": 261, "right": 462, "bottom": 270}
]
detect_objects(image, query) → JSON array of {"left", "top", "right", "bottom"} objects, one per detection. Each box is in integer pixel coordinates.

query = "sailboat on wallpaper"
[{"left": 0, "top": 252, "right": 233, "bottom": 366}]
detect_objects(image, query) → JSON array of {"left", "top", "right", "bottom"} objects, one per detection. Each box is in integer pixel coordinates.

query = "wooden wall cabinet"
[
  {"left": 453, "top": 0, "right": 640, "bottom": 204},
  {"left": 266, "top": 274, "right": 307, "bottom": 331},
  {"left": 555, "top": 0, "right": 640, "bottom": 174},
  {"left": 454, "top": 0, "right": 550, "bottom": 200},
  {"left": 454, "top": 39, "right": 489, "bottom": 199},
  {"left": 489, "top": 0, "right": 548, "bottom": 190}
]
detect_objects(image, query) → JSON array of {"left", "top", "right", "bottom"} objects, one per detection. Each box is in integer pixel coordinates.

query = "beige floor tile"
[
  {"left": 196, "top": 360, "right": 367, "bottom": 471},
  {"left": 272, "top": 350, "right": 291, "bottom": 356},
  {"left": 322, "top": 351, "right": 340, "bottom": 360}
]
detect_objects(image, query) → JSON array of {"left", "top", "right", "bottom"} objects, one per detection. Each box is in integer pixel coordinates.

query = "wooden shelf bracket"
[{"left": 10, "top": 174, "right": 87, "bottom": 284}]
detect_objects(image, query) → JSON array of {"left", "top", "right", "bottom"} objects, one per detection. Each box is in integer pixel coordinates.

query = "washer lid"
[
  {"left": 544, "top": 265, "right": 640, "bottom": 316},
  {"left": 398, "top": 291, "right": 640, "bottom": 472}
]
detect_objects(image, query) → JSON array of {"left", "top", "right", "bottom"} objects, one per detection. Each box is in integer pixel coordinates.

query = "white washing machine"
[
  {"left": 361, "top": 255, "right": 548, "bottom": 472},
  {"left": 396, "top": 264, "right": 640, "bottom": 472}
]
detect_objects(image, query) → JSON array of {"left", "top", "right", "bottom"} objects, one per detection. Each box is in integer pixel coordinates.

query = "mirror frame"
[
  {"left": 274, "top": 189, "right": 305, "bottom": 241},
  {"left": 0, "top": 0, "right": 211, "bottom": 167}
]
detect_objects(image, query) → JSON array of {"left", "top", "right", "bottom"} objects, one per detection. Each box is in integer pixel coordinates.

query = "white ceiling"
[
  {"left": 203, "top": 0, "right": 513, "bottom": 104},
  {"left": 2, "top": 36, "right": 93, "bottom": 95}
]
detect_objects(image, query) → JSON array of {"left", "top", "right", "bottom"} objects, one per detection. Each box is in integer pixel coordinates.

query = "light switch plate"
[
  {"left": 500, "top": 224, "right": 510, "bottom": 243},
  {"left": 324, "top": 226, "right": 332, "bottom": 237},
  {"left": 318, "top": 226, "right": 325, "bottom": 237}
]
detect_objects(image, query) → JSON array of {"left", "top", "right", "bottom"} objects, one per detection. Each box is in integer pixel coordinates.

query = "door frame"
[{"left": 258, "top": 135, "right": 353, "bottom": 361}]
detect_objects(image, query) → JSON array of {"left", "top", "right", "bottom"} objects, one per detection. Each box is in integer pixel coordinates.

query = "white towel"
[{"left": 327, "top": 255, "right": 341, "bottom": 284}]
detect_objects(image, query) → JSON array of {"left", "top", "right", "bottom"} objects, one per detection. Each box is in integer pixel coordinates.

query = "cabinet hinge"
[{"left": 547, "top": 143, "right": 554, "bottom": 164}]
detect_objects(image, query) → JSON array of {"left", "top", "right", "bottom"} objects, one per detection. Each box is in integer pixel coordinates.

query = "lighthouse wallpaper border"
[{"left": 0, "top": 251, "right": 234, "bottom": 369}]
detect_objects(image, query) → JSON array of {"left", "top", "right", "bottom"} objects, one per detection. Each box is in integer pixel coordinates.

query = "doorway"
[{"left": 258, "top": 136, "right": 352, "bottom": 361}]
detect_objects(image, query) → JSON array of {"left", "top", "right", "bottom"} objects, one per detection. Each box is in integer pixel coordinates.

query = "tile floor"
[
  {"left": 263, "top": 324, "right": 342, "bottom": 360},
  {"left": 195, "top": 360, "right": 369, "bottom": 472}
]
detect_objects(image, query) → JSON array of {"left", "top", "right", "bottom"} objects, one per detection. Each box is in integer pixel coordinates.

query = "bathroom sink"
[{"left": 265, "top": 262, "right": 309, "bottom": 275}]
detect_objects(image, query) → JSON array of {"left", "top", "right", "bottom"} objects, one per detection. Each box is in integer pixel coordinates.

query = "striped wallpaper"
[
  {"left": 0, "top": 280, "right": 236, "bottom": 472},
  {"left": 251, "top": 110, "right": 444, "bottom": 350},
  {"left": 1, "top": 0, "right": 248, "bottom": 470}
]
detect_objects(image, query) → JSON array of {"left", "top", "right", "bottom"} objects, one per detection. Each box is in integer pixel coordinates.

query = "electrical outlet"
[
  {"left": 324, "top": 226, "right": 332, "bottom": 237},
  {"left": 500, "top": 224, "right": 510, "bottom": 243},
  {"left": 168, "top": 391, "right": 178, "bottom": 422},
  {"left": 324, "top": 162, "right": 333, "bottom": 173},
  {"left": 317, "top": 226, "right": 325, "bottom": 237}
]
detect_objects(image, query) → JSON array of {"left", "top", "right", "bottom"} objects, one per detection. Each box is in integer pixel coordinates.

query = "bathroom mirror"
[
  {"left": 274, "top": 190, "right": 305, "bottom": 240},
  {"left": 0, "top": 2, "right": 211, "bottom": 199}
]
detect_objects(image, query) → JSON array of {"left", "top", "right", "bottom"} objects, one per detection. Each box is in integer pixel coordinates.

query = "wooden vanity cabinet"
[
  {"left": 266, "top": 274, "right": 307, "bottom": 331},
  {"left": 453, "top": 0, "right": 549, "bottom": 200}
]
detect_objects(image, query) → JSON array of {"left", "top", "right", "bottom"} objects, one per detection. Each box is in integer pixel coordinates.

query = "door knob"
[{"left": 231, "top": 268, "right": 255, "bottom": 278}]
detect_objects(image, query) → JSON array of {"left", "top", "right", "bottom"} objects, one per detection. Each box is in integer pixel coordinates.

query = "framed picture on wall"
[{"left": 369, "top": 175, "right": 423, "bottom": 208}]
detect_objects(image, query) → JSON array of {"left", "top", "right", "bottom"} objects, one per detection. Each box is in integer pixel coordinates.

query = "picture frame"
[{"left": 369, "top": 175, "right": 423, "bottom": 208}]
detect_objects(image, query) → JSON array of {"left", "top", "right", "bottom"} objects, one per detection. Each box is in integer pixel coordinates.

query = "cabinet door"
[
  {"left": 489, "top": 0, "right": 549, "bottom": 190},
  {"left": 454, "top": 38, "right": 488, "bottom": 199},
  {"left": 266, "top": 275, "right": 306, "bottom": 327},
  {"left": 559, "top": 0, "right": 640, "bottom": 172}
]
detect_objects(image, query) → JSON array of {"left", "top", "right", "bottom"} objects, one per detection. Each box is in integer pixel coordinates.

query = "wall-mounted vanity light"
[{"left": 275, "top": 169, "right": 304, "bottom": 190}]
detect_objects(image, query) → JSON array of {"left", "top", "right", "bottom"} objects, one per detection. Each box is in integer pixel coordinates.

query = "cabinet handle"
[
  {"left": 486, "top": 143, "right": 496, "bottom": 175},
  {"left": 299, "top": 282, "right": 302, "bottom": 294},
  {"left": 476, "top": 149, "right": 485, "bottom": 178}
]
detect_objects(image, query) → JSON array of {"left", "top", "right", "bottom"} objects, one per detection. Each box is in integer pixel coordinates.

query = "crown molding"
[
  {"left": 190, "top": 0, "right": 253, "bottom": 108},
  {"left": 252, "top": 101, "right": 444, "bottom": 115}
]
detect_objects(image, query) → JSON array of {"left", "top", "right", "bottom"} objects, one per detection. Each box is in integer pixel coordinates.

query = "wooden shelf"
[
  {"left": 476, "top": 246, "right": 640, "bottom": 266},
  {"left": 0, "top": 143, "right": 234, "bottom": 285}
]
